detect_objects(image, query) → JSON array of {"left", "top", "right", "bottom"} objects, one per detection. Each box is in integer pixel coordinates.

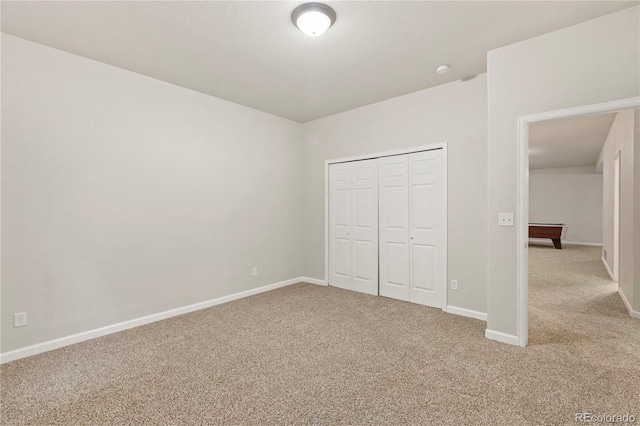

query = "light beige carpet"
[{"left": 1, "top": 245, "right": 638, "bottom": 425}]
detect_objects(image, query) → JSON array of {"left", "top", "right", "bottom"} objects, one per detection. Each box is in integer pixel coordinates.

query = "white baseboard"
[
  {"left": 563, "top": 241, "right": 602, "bottom": 247},
  {"left": 618, "top": 288, "right": 640, "bottom": 319},
  {"left": 485, "top": 329, "right": 520, "bottom": 346},
  {"left": 301, "top": 277, "right": 328, "bottom": 286},
  {"left": 602, "top": 256, "right": 615, "bottom": 281},
  {"left": 529, "top": 238, "right": 602, "bottom": 247},
  {"left": 0, "top": 277, "right": 303, "bottom": 365},
  {"left": 445, "top": 305, "right": 487, "bottom": 321}
]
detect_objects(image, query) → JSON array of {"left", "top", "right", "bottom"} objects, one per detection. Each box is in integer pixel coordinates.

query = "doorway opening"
[
  {"left": 527, "top": 111, "right": 625, "bottom": 346},
  {"left": 516, "top": 97, "right": 640, "bottom": 347}
]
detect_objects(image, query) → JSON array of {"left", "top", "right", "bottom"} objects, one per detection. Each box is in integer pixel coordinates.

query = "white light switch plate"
[{"left": 499, "top": 213, "right": 514, "bottom": 227}]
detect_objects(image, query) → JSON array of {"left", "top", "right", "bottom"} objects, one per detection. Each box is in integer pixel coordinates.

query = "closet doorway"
[{"left": 325, "top": 144, "right": 448, "bottom": 309}]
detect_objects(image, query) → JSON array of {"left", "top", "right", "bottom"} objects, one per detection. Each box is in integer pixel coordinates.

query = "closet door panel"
[
  {"left": 333, "top": 238, "right": 351, "bottom": 280},
  {"left": 329, "top": 159, "right": 378, "bottom": 294},
  {"left": 379, "top": 155, "right": 410, "bottom": 301},
  {"left": 412, "top": 245, "right": 435, "bottom": 291},
  {"left": 351, "top": 159, "right": 379, "bottom": 295},
  {"left": 329, "top": 163, "right": 352, "bottom": 290},
  {"left": 409, "top": 150, "right": 445, "bottom": 308}
]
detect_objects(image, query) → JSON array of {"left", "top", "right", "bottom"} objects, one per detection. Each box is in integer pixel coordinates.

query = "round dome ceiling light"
[
  {"left": 292, "top": 3, "right": 336, "bottom": 37},
  {"left": 436, "top": 64, "right": 451, "bottom": 74}
]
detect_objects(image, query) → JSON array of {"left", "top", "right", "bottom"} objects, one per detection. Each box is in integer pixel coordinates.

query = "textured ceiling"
[
  {"left": 529, "top": 113, "right": 617, "bottom": 170},
  {"left": 1, "top": 1, "right": 637, "bottom": 122}
]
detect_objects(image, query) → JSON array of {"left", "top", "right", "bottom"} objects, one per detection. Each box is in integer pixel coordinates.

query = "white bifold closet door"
[
  {"left": 328, "top": 159, "right": 378, "bottom": 295},
  {"left": 379, "top": 149, "right": 445, "bottom": 308}
]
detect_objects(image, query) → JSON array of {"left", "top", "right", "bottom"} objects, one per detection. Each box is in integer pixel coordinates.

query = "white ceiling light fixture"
[
  {"left": 436, "top": 64, "right": 450, "bottom": 74},
  {"left": 292, "top": 3, "right": 336, "bottom": 37}
]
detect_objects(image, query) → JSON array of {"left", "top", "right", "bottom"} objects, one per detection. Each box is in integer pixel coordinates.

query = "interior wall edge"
[
  {"left": 602, "top": 256, "right": 615, "bottom": 281},
  {"left": 618, "top": 287, "right": 640, "bottom": 319},
  {"left": 484, "top": 329, "right": 520, "bottom": 346}
]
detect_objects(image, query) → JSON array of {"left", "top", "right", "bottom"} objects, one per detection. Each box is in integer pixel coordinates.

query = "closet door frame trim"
[{"left": 324, "top": 142, "right": 448, "bottom": 308}]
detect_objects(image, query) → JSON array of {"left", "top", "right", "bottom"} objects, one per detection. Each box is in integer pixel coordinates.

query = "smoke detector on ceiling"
[{"left": 436, "top": 64, "right": 451, "bottom": 74}]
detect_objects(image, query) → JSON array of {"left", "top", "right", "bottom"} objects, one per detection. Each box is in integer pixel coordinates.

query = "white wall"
[
  {"left": 600, "top": 110, "right": 636, "bottom": 312},
  {"left": 487, "top": 7, "right": 639, "bottom": 337},
  {"left": 529, "top": 166, "right": 602, "bottom": 245},
  {"left": 302, "top": 75, "right": 488, "bottom": 315},
  {"left": 1, "top": 34, "right": 304, "bottom": 353}
]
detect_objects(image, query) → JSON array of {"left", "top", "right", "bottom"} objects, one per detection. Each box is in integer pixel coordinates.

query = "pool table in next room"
[{"left": 528, "top": 223, "right": 568, "bottom": 249}]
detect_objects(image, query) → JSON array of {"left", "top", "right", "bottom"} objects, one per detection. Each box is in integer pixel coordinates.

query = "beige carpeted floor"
[{"left": 1, "top": 245, "right": 638, "bottom": 425}]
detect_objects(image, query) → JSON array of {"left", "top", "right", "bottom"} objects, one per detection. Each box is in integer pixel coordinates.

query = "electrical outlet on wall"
[
  {"left": 14, "top": 312, "right": 27, "bottom": 328},
  {"left": 252, "top": 267, "right": 258, "bottom": 276},
  {"left": 498, "top": 213, "right": 514, "bottom": 227},
  {"left": 451, "top": 280, "right": 458, "bottom": 291}
]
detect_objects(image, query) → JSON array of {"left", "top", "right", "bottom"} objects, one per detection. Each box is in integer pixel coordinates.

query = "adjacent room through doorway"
[{"left": 526, "top": 108, "right": 637, "bottom": 346}]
